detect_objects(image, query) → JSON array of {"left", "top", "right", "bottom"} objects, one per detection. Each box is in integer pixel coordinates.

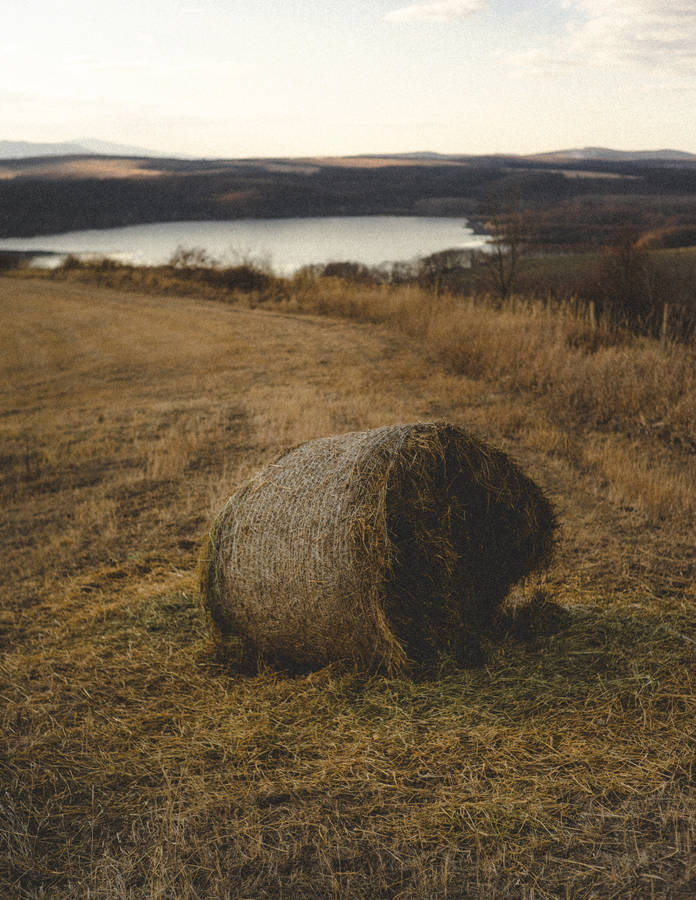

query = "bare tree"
[
  {"left": 476, "top": 190, "right": 528, "bottom": 304},
  {"left": 596, "top": 228, "right": 660, "bottom": 333}
]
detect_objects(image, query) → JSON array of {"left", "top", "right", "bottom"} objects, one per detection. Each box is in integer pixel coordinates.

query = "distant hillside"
[
  {"left": 0, "top": 139, "right": 162, "bottom": 160},
  {"left": 3, "top": 147, "right": 696, "bottom": 249},
  {"left": 530, "top": 147, "right": 696, "bottom": 163},
  {"left": 353, "top": 148, "right": 696, "bottom": 164},
  {"left": 4, "top": 141, "right": 696, "bottom": 164}
]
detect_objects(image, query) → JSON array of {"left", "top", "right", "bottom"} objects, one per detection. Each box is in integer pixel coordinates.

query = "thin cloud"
[
  {"left": 647, "top": 76, "right": 696, "bottom": 94},
  {"left": 506, "top": 1, "right": 696, "bottom": 78},
  {"left": 385, "top": 0, "right": 486, "bottom": 24},
  {"left": 567, "top": 0, "right": 696, "bottom": 71},
  {"left": 64, "top": 56, "right": 241, "bottom": 76},
  {"left": 506, "top": 47, "right": 578, "bottom": 78}
]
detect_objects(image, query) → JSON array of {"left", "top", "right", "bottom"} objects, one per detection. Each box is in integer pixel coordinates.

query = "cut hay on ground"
[{"left": 200, "top": 422, "right": 556, "bottom": 673}]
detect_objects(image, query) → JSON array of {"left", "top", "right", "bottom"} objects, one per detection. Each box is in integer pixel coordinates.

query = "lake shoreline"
[{"left": 0, "top": 215, "right": 489, "bottom": 274}]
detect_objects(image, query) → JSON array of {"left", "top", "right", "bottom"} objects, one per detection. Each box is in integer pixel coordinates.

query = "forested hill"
[{"left": 3, "top": 152, "right": 696, "bottom": 250}]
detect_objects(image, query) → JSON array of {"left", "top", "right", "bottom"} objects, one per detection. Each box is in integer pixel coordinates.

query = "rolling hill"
[{"left": 0, "top": 138, "right": 163, "bottom": 160}]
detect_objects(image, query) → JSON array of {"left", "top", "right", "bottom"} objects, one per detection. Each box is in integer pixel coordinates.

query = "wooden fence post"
[
  {"left": 661, "top": 303, "right": 670, "bottom": 349},
  {"left": 588, "top": 300, "right": 597, "bottom": 330}
]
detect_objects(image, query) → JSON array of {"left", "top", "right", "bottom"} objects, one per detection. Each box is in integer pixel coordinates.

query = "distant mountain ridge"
[
  {"left": 529, "top": 147, "right": 696, "bottom": 162},
  {"left": 348, "top": 148, "right": 696, "bottom": 163},
  {"left": 0, "top": 139, "right": 163, "bottom": 160},
  {"left": 2, "top": 140, "right": 695, "bottom": 163}
]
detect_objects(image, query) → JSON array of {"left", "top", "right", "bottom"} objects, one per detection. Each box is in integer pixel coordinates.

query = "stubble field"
[{"left": 1, "top": 275, "right": 695, "bottom": 897}]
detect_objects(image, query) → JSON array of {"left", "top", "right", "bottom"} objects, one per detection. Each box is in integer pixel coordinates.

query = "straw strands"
[{"left": 200, "top": 423, "right": 556, "bottom": 673}]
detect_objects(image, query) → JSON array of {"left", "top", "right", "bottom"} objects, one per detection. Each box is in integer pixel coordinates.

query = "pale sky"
[{"left": 3, "top": 0, "right": 696, "bottom": 158}]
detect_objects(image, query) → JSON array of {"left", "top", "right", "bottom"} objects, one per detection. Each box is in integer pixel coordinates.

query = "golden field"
[{"left": 1, "top": 271, "right": 695, "bottom": 897}]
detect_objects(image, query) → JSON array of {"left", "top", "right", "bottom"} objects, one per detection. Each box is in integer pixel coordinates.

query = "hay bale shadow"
[{"left": 491, "top": 589, "right": 574, "bottom": 646}]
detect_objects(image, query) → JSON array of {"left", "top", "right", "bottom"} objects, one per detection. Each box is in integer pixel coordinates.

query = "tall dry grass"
[
  {"left": 288, "top": 280, "right": 696, "bottom": 441},
  {"left": 283, "top": 278, "right": 696, "bottom": 525},
  {"left": 37, "top": 259, "right": 696, "bottom": 523}
]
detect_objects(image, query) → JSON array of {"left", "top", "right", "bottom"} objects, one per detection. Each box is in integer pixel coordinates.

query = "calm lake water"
[{"left": 0, "top": 216, "right": 488, "bottom": 273}]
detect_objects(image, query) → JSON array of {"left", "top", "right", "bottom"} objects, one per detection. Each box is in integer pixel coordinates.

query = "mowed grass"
[{"left": 1, "top": 276, "right": 695, "bottom": 898}]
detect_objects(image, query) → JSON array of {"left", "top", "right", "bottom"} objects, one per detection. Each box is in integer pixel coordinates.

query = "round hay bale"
[{"left": 200, "top": 422, "right": 556, "bottom": 673}]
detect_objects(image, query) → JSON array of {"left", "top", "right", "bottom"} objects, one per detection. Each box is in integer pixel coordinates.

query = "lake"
[{"left": 0, "top": 216, "right": 488, "bottom": 273}]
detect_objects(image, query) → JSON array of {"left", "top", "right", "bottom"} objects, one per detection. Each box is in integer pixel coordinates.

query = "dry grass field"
[
  {"left": 0, "top": 158, "right": 168, "bottom": 181},
  {"left": 1, "top": 273, "right": 695, "bottom": 897}
]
